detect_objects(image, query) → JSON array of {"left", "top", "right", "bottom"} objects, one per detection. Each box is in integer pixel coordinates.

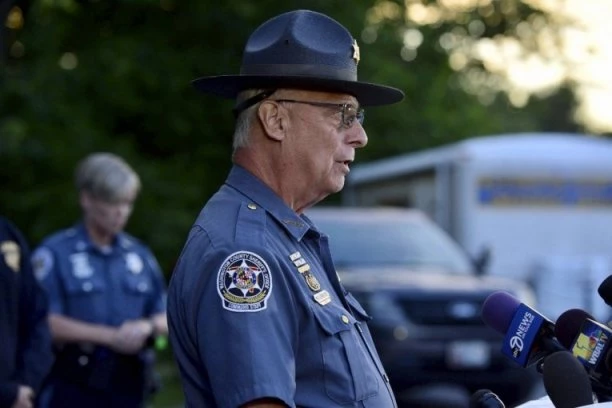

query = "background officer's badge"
[
  {"left": 1, "top": 241, "right": 20, "bottom": 273},
  {"left": 125, "top": 252, "right": 144, "bottom": 274},
  {"left": 217, "top": 251, "right": 272, "bottom": 312},
  {"left": 69, "top": 252, "right": 94, "bottom": 278},
  {"left": 32, "top": 247, "right": 53, "bottom": 281}
]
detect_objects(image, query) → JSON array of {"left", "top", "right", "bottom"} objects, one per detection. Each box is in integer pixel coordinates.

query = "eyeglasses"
[{"left": 272, "top": 99, "right": 365, "bottom": 128}]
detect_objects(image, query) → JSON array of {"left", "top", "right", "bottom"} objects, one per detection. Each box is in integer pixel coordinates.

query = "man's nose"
[{"left": 348, "top": 122, "right": 368, "bottom": 148}]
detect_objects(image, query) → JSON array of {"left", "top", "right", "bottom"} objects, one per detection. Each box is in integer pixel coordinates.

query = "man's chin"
[
  {"left": 106, "top": 223, "right": 126, "bottom": 235},
  {"left": 326, "top": 179, "right": 345, "bottom": 196},
  {"left": 334, "top": 176, "right": 346, "bottom": 192}
]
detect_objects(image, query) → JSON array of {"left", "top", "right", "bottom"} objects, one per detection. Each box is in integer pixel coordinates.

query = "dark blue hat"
[{"left": 192, "top": 10, "right": 404, "bottom": 107}]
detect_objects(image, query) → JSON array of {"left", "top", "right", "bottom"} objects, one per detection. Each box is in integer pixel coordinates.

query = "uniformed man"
[
  {"left": 32, "top": 153, "right": 168, "bottom": 408},
  {"left": 0, "top": 217, "right": 53, "bottom": 408},
  {"left": 167, "top": 9, "right": 404, "bottom": 408}
]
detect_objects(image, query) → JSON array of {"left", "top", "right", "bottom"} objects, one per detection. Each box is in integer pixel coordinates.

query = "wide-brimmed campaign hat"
[{"left": 192, "top": 9, "right": 404, "bottom": 107}]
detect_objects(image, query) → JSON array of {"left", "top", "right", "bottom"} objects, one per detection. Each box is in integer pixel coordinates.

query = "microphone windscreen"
[
  {"left": 469, "top": 389, "right": 505, "bottom": 408},
  {"left": 543, "top": 350, "right": 594, "bottom": 408},
  {"left": 554, "top": 308, "right": 593, "bottom": 349},
  {"left": 598, "top": 275, "right": 612, "bottom": 306},
  {"left": 481, "top": 291, "right": 521, "bottom": 335},
  {"left": 469, "top": 389, "right": 490, "bottom": 408}
]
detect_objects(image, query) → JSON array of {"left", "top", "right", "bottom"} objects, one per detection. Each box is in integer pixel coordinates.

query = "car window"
[{"left": 309, "top": 213, "right": 474, "bottom": 275}]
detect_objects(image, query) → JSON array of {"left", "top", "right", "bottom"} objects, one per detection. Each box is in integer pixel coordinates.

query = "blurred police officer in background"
[
  {"left": 167, "top": 9, "right": 404, "bottom": 408},
  {"left": 0, "top": 217, "right": 53, "bottom": 408},
  {"left": 32, "top": 153, "right": 168, "bottom": 408}
]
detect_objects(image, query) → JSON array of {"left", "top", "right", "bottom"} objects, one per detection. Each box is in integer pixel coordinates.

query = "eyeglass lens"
[{"left": 343, "top": 105, "right": 365, "bottom": 127}]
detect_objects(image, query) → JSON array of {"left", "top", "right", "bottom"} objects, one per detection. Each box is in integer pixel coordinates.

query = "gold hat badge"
[{"left": 352, "top": 39, "right": 360, "bottom": 65}]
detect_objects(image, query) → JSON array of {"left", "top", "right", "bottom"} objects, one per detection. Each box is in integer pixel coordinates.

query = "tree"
[{"left": 0, "top": 0, "right": 589, "bottom": 272}]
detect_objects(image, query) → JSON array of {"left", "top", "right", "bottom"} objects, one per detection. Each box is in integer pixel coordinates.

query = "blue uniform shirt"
[
  {"left": 0, "top": 217, "right": 53, "bottom": 408},
  {"left": 32, "top": 224, "right": 166, "bottom": 327},
  {"left": 168, "top": 165, "right": 397, "bottom": 408}
]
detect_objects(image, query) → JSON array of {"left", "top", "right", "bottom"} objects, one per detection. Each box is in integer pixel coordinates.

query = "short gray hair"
[
  {"left": 75, "top": 153, "right": 141, "bottom": 202},
  {"left": 232, "top": 89, "right": 268, "bottom": 151}
]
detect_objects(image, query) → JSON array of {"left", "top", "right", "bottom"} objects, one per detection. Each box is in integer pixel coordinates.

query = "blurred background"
[{"left": 2, "top": 0, "right": 612, "bottom": 406}]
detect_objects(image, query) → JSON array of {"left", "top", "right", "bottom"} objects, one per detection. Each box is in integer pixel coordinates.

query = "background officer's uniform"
[
  {"left": 168, "top": 165, "right": 397, "bottom": 408},
  {"left": 33, "top": 223, "right": 167, "bottom": 408},
  {"left": 0, "top": 216, "right": 53, "bottom": 408}
]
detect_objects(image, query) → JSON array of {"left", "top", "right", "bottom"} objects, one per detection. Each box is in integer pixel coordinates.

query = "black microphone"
[
  {"left": 554, "top": 308, "right": 595, "bottom": 350},
  {"left": 481, "top": 291, "right": 563, "bottom": 368},
  {"left": 598, "top": 275, "right": 612, "bottom": 306},
  {"left": 469, "top": 389, "right": 505, "bottom": 408},
  {"left": 542, "top": 350, "right": 594, "bottom": 408},
  {"left": 555, "top": 308, "right": 612, "bottom": 396}
]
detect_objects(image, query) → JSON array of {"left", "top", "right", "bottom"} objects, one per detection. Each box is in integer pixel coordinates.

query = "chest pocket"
[
  {"left": 311, "top": 303, "right": 379, "bottom": 404},
  {"left": 62, "top": 275, "right": 106, "bottom": 322},
  {"left": 121, "top": 273, "right": 152, "bottom": 318}
]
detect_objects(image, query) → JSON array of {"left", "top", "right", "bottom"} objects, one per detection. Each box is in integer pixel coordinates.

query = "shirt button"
[
  {"left": 247, "top": 203, "right": 257, "bottom": 210},
  {"left": 137, "top": 281, "right": 148, "bottom": 292},
  {"left": 341, "top": 315, "right": 350, "bottom": 324},
  {"left": 82, "top": 281, "right": 93, "bottom": 292},
  {"left": 78, "top": 355, "right": 89, "bottom": 366}
]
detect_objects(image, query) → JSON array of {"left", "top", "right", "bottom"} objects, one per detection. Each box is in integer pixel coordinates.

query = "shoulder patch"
[
  {"left": 217, "top": 251, "right": 272, "bottom": 312},
  {"left": 32, "top": 247, "right": 53, "bottom": 281}
]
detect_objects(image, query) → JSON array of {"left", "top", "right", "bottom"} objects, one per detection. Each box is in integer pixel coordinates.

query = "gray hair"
[
  {"left": 75, "top": 153, "right": 141, "bottom": 202},
  {"left": 232, "top": 89, "right": 268, "bottom": 151}
]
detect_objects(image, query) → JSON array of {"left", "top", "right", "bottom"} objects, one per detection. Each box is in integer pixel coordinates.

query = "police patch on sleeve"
[
  {"left": 217, "top": 251, "right": 272, "bottom": 312},
  {"left": 32, "top": 247, "right": 53, "bottom": 281}
]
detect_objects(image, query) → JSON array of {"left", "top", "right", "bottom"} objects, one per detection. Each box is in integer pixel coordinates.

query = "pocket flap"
[
  {"left": 122, "top": 275, "right": 152, "bottom": 294},
  {"left": 345, "top": 293, "right": 372, "bottom": 322},
  {"left": 312, "top": 306, "right": 353, "bottom": 336},
  {"left": 64, "top": 277, "right": 105, "bottom": 295}
]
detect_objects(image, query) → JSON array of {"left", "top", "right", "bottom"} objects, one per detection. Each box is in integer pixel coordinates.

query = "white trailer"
[{"left": 344, "top": 133, "right": 612, "bottom": 320}]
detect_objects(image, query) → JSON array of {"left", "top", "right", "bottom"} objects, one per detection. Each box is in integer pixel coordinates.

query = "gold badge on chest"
[
  {"left": 297, "top": 263, "right": 321, "bottom": 292},
  {"left": 289, "top": 251, "right": 330, "bottom": 305}
]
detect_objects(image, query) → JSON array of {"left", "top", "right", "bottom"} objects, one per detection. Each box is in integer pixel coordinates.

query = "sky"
[
  {"left": 366, "top": 0, "right": 612, "bottom": 134},
  {"left": 487, "top": 0, "right": 612, "bottom": 133}
]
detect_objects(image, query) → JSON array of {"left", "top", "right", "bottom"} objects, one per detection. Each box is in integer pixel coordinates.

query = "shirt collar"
[
  {"left": 225, "top": 164, "right": 312, "bottom": 241},
  {"left": 72, "top": 223, "right": 133, "bottom": 253}
]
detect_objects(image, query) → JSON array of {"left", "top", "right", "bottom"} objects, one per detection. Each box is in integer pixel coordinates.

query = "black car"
[{"left": 305, "top": 206, "right": 542, "bottom": 408}]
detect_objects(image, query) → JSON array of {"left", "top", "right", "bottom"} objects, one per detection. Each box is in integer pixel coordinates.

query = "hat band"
[{"left": 240, "top": 63, "right": 357, "bottom": 81}]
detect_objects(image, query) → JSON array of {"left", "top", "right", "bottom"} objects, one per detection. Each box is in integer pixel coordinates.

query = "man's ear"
[{"left": 257, "top": 101, "right": 287, "bottom": 142}]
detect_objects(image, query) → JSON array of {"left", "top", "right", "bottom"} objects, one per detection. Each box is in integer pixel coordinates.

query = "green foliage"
[{"left": 0, "top": 0, "right": 587, "bottom": 274}]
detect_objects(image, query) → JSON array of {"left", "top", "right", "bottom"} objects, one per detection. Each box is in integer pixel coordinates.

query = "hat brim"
[{"left": 192, "top": 75, "right": 404, "bottom": 107}]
